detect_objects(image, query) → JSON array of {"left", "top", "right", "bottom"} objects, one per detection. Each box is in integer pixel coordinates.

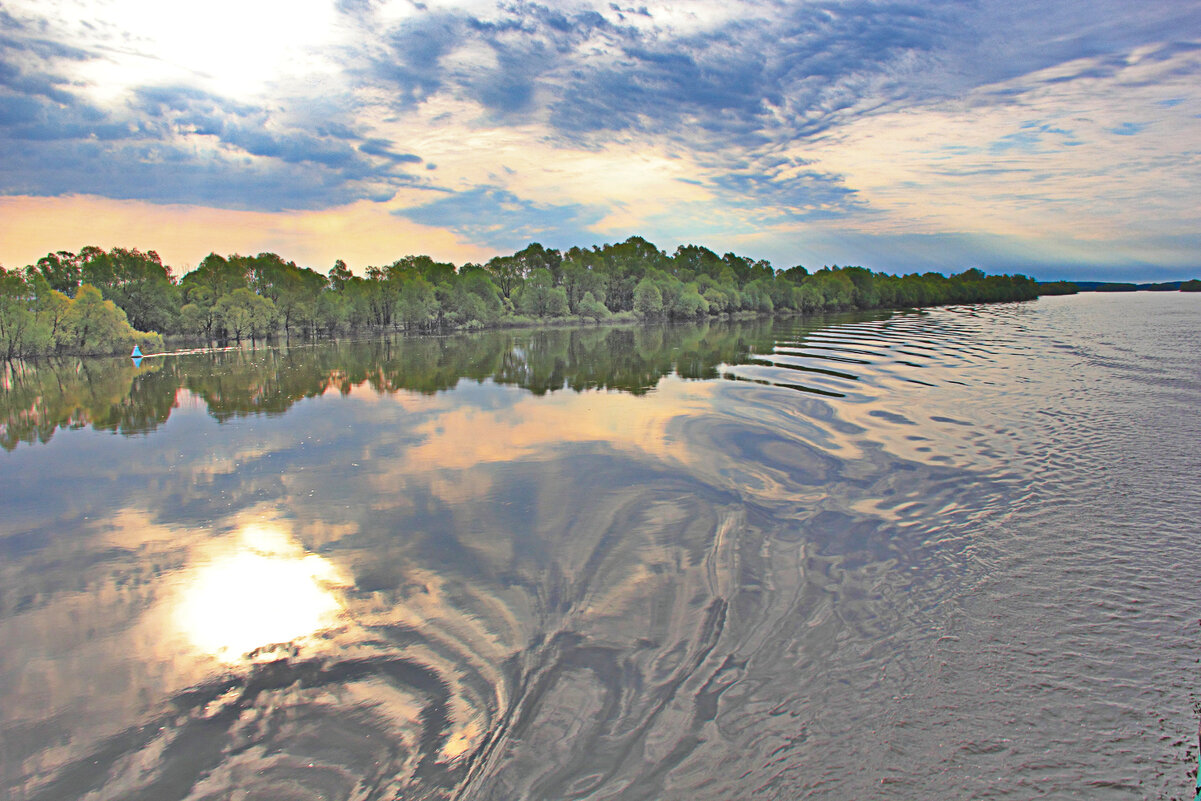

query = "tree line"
[
  {"left": 1035, "top": 281, "right": 1079, "bottom": 295},
  {"left": 0, "top": 236, "right": 1042, "bottom": 358}
]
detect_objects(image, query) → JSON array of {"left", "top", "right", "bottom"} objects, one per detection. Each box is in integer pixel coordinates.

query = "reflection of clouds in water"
[
  {"left": 387, "top": 377, "right": 716, "bottom": 488},
  {"left": 1, "top": 345, "right": 993, "bottom": 799},
  {"left": 174, "top": 523, "right": 350, "bottom": 662},
  {"left": 7, "top": 303, "right": 1196, "bottom": 798},
  {"left": 2, "top": 505, "right": 512, "bottom": 799},
  {"left": 2, "top": 308, "right": 1075, "bottom": 800}
]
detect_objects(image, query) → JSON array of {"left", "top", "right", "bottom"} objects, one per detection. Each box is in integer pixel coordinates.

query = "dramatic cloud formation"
[{"left": 1, "top": 0, "right": 1199, "bottom": 279}]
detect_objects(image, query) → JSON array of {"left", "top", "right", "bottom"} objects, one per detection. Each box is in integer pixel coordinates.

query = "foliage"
[
  {"left": 0, "top": 268, "right": 36, "bottom": 360},
  {"left": 577, "top": 291, "right": 610, "bottom": 322},
  {"left": 0, "top": 269, "right": 160, "bottom": 358},
  {"left": 78, "top": 247, "right": 179, "bottom": 332},
  {"left": 398, "top": 277, "right": 439, "bottom": 329},
  {"left": 4, "top": 236, "right": 1053, "bottom": 357},
  {"left": 517, "top": 268, "right": 569, "bottom": 317},
  {"left": 215, "top": 288, "right": 277, "bottom": 345},
  {"left": 633, "top": 278, "right": 664, "bottom": 318},
  {"left": 1038, "top": 281, "right": 1079, "bottom": 295}
]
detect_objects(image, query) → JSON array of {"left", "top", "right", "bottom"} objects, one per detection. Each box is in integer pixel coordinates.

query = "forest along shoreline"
[{"left": 3, "top": 234, "right": 1191, "bottom": 359}]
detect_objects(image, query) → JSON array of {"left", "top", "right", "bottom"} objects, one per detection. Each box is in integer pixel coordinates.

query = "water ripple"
[{"left": 2, "top": 295, "right": 1199, "bottom": 799}]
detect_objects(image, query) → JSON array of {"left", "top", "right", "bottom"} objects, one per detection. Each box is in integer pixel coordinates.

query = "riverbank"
[{"left": 2, "top": 237, "right": 1041, "bottom": 359}]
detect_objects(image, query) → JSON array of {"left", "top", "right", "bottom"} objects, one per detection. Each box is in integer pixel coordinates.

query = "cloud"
[
  {"left": 0, "top": 60, "right": 433, "bottom": 208},
  {"left": 0, "top": 139, "right": 365, "bottom": 209},
  {"left": 395, "top": 185, "right": 605, "bottom": 250},
  {"left": 1108, "top": 122, "right": 1146, "bottom": 136},
  {"left": 0, "top": 57, "right": 78, "bottom": 106},
  {"left": 353, "top": 0, "right": 959, "bottom": 225},
  {"left": 359, "top": 138, "right": 424, "bottom": 163},
  {"left": 0, "top": 8, "right": 92, "bottom": 62},
  {"left": 1, "top": 0, "right": 1201, "bottom": 275},
  {"left": 0, "top": 89, "right": 132, "bottom": 141},
  {"left": 368, "top": 12, "right": 463, "bottom": 107},
  {"left": 708, "top": 155, "right": 864, "bottom": 222},
  {"left": 989, "top": 131, "right": 1042, "bottom": 155},
  {"left": 539, "top": 2, "right": 960, "bottom": 147}
]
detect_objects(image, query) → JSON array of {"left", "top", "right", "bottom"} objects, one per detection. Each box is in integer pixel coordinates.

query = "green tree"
[
  {"left": 181, "top": 253, "right": 251, "bottom": 306},
  {"left": 398, "top": 278, "right": 438, "bottom": 330},
  {"left": 178, "top": 303, "right": 210, "bottom": 339},
  {"left": 439, "top": 271, "right": 502, "bottom": 327},
  {"left": 486, "top": 255, "right": 524, "bottom": 300},
  {"left": 672, "top": 244, "right": 724, "bottom": 281},
  {"left": 215, "top": 288, "right": 275, "bottom": 345},
  {"left": 248, "top": 252, "right": 323, "bottom": 337},
  {"left": 517, "top": 268, "right": 569, "bottom": 317},
  {"left": 805, "top": 269, "right": 856, "bottom": 310},
  {"left": 35, "top": 251, "right": 82, "bottom": 296},
  {"left": 633, "top": 278, "right": 664, "bottom": 318},
  {"left": 327, "top": 259, "right": 353, "bottom": 292},
  {"left": 778, "top": 265, "right": 809, "bottom": 283},
  {"left": 512, "top": 242, "right": 563, "bottom": 285},
  {"left": 1034, "top": 281, "right": 1076, "bottom": 296},
  {"left": 315, "top": 290, "right": 346, "bottom": 335},
  {"left": 0, "top": 268, "right": 35, "bottom": 359},
  {"left": 247, "top": 294, "right": 278, "bottom": 344},
  {"left": 577, "top": 291, "right": 610, "bottom": 322},
  {"left": 26, "top": 271, "right": 72, "bottom": 351},
  {"left": 388, "top": 254, "right": 457, "bottom": 286},
  {"left": 80, "top": 246, "right": 178, "bottom": 332},
  {"left": 65, "top": 285, "right": 137, "bottom": 353},
  {"left": 458, "top": 270, "right": 503, "bottom": 322},
  {"left": 674, "top": 284, "right": 710, "bottom": 318}
]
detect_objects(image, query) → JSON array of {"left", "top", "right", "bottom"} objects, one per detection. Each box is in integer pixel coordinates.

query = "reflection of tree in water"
[
  {"left": 1, "top": 317, "right": 858, "bottom": 448},
  {"left": 0, "top": 358, "right": 179, "bottom": 450},
  {"left": 183, "top": 348, "right": 338, "bottom": 421}
]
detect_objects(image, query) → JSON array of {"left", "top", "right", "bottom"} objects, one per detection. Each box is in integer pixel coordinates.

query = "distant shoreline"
[{"left": 1049, "top": 279, "right": 1201, "bottom": 292}]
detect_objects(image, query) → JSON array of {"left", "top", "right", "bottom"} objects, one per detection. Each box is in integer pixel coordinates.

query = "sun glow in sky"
[
  {"left": 1, "top": 0, "right": 1199, "bottom": 279},
  {"left": 72, "top": 0, "right": 341, "bottom": 99}
]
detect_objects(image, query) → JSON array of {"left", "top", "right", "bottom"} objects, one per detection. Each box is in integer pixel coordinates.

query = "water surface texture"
[{"left": 2, "top": 293, "right": 1198, "bottom": 800}]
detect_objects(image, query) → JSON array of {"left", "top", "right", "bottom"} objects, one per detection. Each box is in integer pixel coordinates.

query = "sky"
[{"left": 1, "top": 0, "right": 1199, "bottom": 281}]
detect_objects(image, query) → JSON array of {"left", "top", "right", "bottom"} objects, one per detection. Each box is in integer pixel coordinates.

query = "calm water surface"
[{"left": 1, "top": 293, "right": 1198, "bottom": 800}]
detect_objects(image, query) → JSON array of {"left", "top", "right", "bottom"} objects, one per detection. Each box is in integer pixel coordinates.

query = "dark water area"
[{"left": 1, "top": 293, "right": 1199, "bottom": 800}]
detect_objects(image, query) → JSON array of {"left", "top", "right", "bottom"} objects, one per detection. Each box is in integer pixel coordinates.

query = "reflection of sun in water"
[{"left": 176, "top": 524, "right": 348, "bottom": 662}]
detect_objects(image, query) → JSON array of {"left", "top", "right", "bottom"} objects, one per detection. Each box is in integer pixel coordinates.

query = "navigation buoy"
[{"left": 131, "top": 344, "right": 143, "bottom": 358}]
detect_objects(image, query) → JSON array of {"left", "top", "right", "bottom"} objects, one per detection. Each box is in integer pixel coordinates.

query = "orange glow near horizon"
[{"left": 0, "top": 194, "right": 492, "bottom": 276}]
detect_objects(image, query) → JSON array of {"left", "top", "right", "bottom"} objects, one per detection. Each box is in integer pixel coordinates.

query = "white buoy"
[{"left": 131, "top": 344, "right": 143, "bottom": 358}]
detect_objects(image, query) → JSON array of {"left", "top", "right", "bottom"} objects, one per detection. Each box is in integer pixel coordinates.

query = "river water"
[{"left": 1, "top": 293, "right": 1198, "bottom": 800}]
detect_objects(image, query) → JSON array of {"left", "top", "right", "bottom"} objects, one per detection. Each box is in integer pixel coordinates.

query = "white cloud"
[
  {"left": 8, "top": 0, "right": 347, "bottom": 101},
  {"left": 2, "top": 0, "right": 1199, "bottom": 274},
  {"left": 800, "top": 44, "right": 1201, "bottom": 244}
]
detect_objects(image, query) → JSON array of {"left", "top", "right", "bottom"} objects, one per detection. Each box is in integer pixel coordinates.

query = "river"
[{"left": 1, "top": 292, "right": 1198, "bottom": 800}]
